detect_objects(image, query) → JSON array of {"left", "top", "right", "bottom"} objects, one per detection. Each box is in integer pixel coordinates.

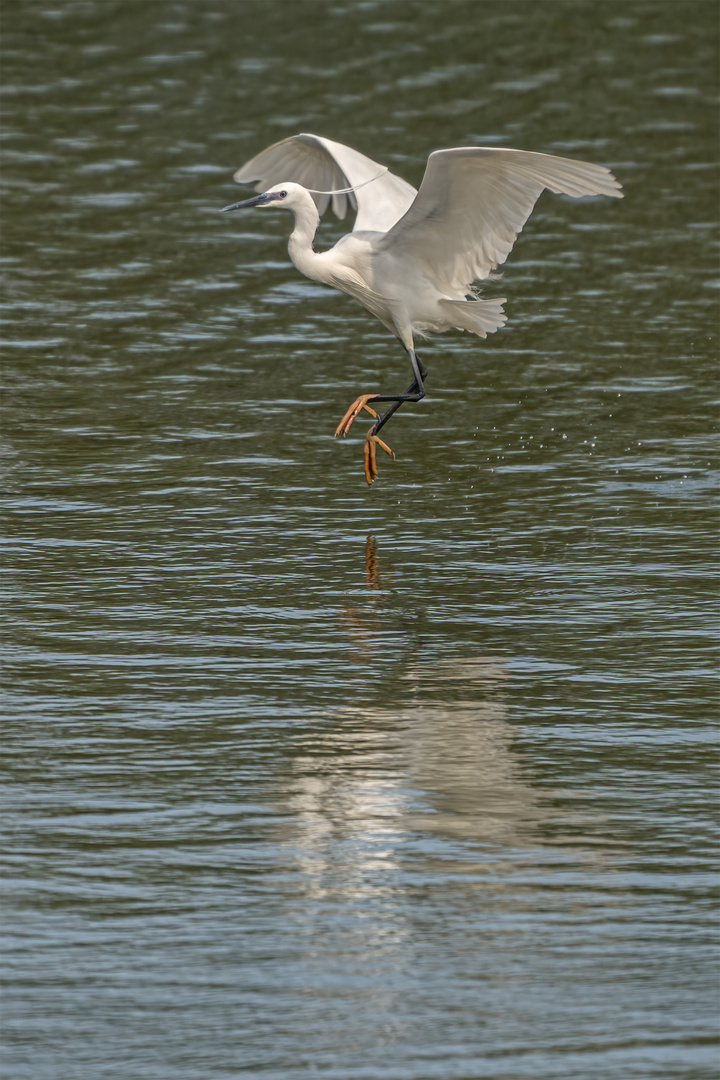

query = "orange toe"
[
  {"left": 335, "top": 395, "right": 379, "bottom": 438},
  {"left": 363, "top": 431, "right": 395, "bottom": 485}
]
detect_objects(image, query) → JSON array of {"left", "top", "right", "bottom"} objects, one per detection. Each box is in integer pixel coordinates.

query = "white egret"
[{"left": 221, "top": 134, "right": 622, "bottom": 484}]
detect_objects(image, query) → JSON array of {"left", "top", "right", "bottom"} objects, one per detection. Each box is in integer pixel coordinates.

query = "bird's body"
[{"left": 222, "top": 134, "right": 622, "bottom": 483}]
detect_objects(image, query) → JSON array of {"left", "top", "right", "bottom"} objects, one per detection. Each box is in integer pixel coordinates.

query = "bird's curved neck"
[{"left": 287, "top": 199, "right": 324, "bottom": 282}]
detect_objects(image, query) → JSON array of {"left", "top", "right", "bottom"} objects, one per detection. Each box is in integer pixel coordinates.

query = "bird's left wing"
[
  {"left": 233, "top": 133, "right": 417, "bottom": 233},
  {"left": 378, "top": 147, "right": 623, "bottom": 290}
]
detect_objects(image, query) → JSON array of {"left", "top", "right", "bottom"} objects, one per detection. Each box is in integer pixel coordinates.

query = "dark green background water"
[{"left": 2, "top": 1, "right": 718, "bottom": 1077}]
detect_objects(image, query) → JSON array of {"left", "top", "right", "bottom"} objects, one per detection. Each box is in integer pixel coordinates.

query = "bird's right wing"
[
  {"left": 233, "top": 133, "right": 417, "bottom": 233},
  {"left": 378, "top": 147, "right": 623, "bottom": 291}
]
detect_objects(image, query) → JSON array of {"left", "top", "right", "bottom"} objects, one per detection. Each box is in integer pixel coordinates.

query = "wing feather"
[
  {"left": 378, "top": 147, "right": 623, "bottom": 292},
  {"left": 233, "top": 133, "right": 417, "bottom": 233}
]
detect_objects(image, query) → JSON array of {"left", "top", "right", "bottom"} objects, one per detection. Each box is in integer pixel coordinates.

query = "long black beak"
[{"left": 220, "top": 192, "right": 271, "bottom": 212}]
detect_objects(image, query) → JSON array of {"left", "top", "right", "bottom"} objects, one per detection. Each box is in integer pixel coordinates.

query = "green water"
[{"left": 2, "top": 2, "right": 718, "bottom": 1077}]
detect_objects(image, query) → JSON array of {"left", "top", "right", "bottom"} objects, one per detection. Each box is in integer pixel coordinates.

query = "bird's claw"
[
  {"left": 334, "top": 395, "right": 379, "bottom": 438},
  {"left": 364, "top": 431, "right": 395, "bottom": 485},
  {"left": 334, "top": 394, "right": 393, "bottom": 484}
]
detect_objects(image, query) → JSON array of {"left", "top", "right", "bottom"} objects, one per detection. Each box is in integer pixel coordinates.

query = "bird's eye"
[{"left": 279, "top": 190, "right": 287, "bottom": 198}]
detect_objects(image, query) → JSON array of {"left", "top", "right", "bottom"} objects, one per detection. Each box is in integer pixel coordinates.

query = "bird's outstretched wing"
[
  {"left": 233, "top": 133, "right": 417, "bottom": 233},
  {"left": 378, "top": 148, "right": 623, "bottom": 291}
]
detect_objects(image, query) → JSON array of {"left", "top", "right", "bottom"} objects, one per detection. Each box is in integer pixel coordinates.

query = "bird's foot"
[
  {"left": 364, "top": 431, "right": 395, "bottom": 485},
  {"left": 335, "top": 395, "right": 379, "bottom": 438}
]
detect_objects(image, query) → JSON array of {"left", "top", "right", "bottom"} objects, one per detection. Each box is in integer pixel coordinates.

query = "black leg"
[
  {"left": 369, "top": 353, "right": 428, "bottom": 438},
  {"left": 335, "top": 350, "right": 428, "bottom": 438},
  {"left": 360, "top": 350, "right": 427, "bottom": 408},
  {"left": 334, "top": 349, "right": 429, "bottom": 484}
]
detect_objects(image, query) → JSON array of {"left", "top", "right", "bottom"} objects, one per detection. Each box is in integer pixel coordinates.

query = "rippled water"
[{"left": 2, "top": 1, "right": 718, "bottom": 1077}]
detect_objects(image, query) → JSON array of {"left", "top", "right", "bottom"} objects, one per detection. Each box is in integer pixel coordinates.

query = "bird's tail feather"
[{"left": 439, "top": 297, "right": 507, "bottom": 338}]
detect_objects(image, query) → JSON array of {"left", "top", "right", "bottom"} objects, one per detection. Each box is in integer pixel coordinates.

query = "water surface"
[{"left": 2, "top": 2, "right": 718, "bottom": 1078}]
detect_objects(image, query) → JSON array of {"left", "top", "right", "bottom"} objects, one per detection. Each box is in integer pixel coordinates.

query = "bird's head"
[{"left": 221, "top": 182, "right": 309, "bottom": 214}]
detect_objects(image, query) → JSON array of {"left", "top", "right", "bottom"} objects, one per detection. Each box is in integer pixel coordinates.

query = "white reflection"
[
  {"left": 341, "top": 657, "right": 541, "bottom": 847},
  {"left": 281, "top": 654, "right": 539, "bottom": 887},
  {"left": 276, "top": 538, "right": 605, "bottom": 902}
]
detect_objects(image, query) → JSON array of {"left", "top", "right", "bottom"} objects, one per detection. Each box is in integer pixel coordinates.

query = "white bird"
[{"left": 222, "top": 134, "right": 622, "bottom": 484}]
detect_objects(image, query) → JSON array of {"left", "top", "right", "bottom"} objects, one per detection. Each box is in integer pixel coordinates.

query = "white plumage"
[{"left": 222, "top": 133, "right": 622, "bottom": 483}]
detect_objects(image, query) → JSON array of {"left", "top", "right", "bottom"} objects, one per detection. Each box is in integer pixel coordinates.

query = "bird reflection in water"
[
  {"left": 338, "top": 534, "right": 385, "bottom": 662},
  {"left": 364, "top": 533, "right": 380, "bottom": 590},
  {"left": 309, "top": 536, "right": 550, "bottom": 850},
  {"left": 273, "top": 539, "right": 610, "bottom": 959}
]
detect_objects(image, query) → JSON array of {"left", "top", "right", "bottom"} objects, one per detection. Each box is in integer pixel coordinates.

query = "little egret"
[{"left": 221, "top": 134, "right": 622, "bottom": 484}]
